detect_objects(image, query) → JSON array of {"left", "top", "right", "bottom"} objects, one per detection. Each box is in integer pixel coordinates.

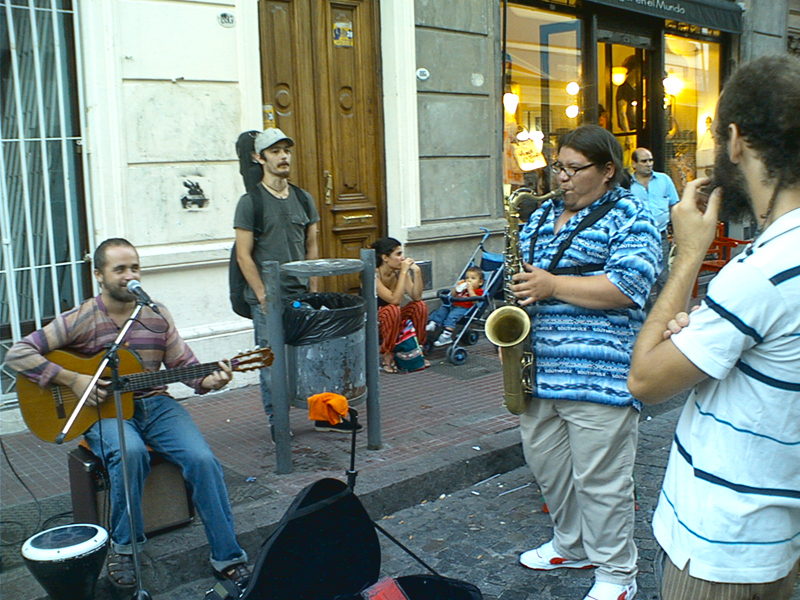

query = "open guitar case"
[{"left": 205, "top": 409, "right": 483, "bottom": 600}]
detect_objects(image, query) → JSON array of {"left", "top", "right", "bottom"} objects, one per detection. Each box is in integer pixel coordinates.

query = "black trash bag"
[{"left": 283, "top": 292, "right": 366, "bottom": 346}]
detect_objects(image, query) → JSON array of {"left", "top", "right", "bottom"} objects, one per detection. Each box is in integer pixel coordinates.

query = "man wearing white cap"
[{"left": 234, "top": 128, "right": 320, "bottom": 433}]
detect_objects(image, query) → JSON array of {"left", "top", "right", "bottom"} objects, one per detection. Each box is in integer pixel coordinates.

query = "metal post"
[
  {"left": 360, "top": 248, "right": 382, "bottom": 450},
  {"left": 263, "top": 261, "right": 292, "bottom": 474}
]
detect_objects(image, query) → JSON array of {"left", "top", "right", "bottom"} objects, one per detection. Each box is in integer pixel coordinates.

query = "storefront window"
[
  {"left": 504, "top": 5, "right": 580, "bottom": 190},
  {"left": 597, "top": 43, "right": 648, "bottom": 168},
  {"left": 663, "top": 34, "right": 720, "bottom": 194}
]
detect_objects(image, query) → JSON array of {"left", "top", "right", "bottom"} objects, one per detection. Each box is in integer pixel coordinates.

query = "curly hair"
[
  {"left": 715, "top": 55, "right": 800, "bottom": 189},
  {"left": 557, "top": 125, "right": 626, "bottom": 187}
]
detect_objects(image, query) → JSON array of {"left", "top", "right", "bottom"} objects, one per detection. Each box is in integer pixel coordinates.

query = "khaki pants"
[
  {"left": 519, "top": 398, "right": 638, "bottom": 584},
  {"left": 661, "top": 554, "right": 800, "bottom": 600}
]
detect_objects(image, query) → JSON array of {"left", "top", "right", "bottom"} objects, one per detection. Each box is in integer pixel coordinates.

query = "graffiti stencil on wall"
[{"left": 181, "top": 180, "right": 209, "bottom": 209}]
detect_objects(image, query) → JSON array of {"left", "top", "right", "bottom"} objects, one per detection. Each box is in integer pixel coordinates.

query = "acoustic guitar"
[{"left": 16, "top": 347, "right": 273, "bottom": 443}]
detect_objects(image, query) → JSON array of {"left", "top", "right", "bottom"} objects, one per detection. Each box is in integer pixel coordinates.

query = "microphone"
[{"left": 126, "top": 280, "right": 161, "bottom": 314}]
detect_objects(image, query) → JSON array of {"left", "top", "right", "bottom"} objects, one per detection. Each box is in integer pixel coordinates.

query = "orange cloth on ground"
[{"left": 307, "top": 392, "right": 349, "bottom": 425}]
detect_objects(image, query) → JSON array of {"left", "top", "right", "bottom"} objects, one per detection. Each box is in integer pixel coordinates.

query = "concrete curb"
[{"left": 7, "top": 428, "right": 525, "bottom": 600}]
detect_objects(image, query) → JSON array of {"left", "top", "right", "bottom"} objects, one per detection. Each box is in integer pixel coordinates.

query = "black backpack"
[{"left": 229, "top": 194, "right": 264, "bottom": 319}]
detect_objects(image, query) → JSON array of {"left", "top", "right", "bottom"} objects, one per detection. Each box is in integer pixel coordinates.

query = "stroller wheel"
[
  {"left": 447, "top": 346, "right": 468, "bottom": 365},
  {"left": 463, "top": 330, "right": 480, "bottom": 346}
]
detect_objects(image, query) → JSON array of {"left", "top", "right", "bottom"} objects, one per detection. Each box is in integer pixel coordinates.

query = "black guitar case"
[
  {"left": 206, "top": 411, "right": 482, "bottom": 600},
  {"left": 243, "top": 477, "right": 380, "bottom": 599}
]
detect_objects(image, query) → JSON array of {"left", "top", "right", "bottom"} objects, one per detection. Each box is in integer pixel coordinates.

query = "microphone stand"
[{"left": 55, "top": 301, "right": 152, "bottom": 600}]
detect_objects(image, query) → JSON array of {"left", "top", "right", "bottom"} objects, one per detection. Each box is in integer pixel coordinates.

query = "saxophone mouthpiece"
[
  {"left": 543, "top": 189, "right": 564, "bottom": 201},
  {"left": 509, "top": 188, "right": 562, "bottom": 209}
]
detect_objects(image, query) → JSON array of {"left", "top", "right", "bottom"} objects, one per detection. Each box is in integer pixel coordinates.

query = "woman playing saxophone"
[{"left": 509, "top": 125, "right": 661, "bottom": 600}]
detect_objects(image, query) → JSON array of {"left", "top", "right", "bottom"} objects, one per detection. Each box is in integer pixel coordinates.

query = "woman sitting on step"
[{"left": 372, "top": 237, "right": 429, "bottom": 373}]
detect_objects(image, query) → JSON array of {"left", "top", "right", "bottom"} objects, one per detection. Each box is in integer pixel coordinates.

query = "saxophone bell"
[{"left": 485, "top": 305, "right": 532, "bottom": 415}]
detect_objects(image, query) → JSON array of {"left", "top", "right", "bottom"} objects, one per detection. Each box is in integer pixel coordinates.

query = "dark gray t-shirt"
[{"left": 233, "top": 183, "right": 320, "bottom": 300}]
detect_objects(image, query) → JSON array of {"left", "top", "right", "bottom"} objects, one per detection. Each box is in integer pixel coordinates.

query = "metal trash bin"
[{"left": 283, "top": 292, "right": 367, "bottom": 408}]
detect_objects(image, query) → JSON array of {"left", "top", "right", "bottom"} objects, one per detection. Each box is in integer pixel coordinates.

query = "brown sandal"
[
  {"left": 216, "top": 562, "right": 251, "bottom": 591},
  {"left": 107, "top": 552, "right": 136, "bottom": 590}
]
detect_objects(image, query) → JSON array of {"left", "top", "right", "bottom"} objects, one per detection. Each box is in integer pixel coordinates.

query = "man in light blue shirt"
[{"left": 630, "top": 147, "right": 679, "bottom": 303}]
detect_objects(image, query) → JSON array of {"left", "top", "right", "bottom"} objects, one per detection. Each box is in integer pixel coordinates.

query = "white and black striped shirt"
[{"left": 653, "top": 208, "right": 800, "bottom": 584}]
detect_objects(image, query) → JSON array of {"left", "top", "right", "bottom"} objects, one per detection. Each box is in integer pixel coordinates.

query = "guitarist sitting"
[{"left": 5, "top": 238, "right": 251, "bottom": 593}]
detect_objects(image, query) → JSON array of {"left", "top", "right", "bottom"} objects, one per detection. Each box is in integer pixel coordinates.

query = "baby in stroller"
[
  {"left": 426, "top": 267, "right": 485, "bottom": 347},
  {"left": 424, "top": 229, "right": 504, "bottom": 365}
]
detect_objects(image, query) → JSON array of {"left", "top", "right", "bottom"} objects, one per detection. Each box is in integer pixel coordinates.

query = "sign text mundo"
[{"left": 617, "top": 0, "right": 686, "bottom": 15}]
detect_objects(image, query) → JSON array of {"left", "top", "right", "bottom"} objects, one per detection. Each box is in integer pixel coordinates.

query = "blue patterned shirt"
[{"left": 519, "top": 186, "right": 660, "bottom": 408}]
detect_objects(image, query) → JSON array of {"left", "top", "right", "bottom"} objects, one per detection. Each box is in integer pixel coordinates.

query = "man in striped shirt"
[
  {"left": 6, "top": 238, "right": 250, "bottom": 592},
  {"left": 629, "top": 55, "right": 800, "bottom": 600}
]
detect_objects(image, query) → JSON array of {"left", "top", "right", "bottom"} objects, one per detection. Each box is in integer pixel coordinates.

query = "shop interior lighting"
[
  {"left": 503, "top": 92, "right": 520, "bottom": 115},
  {"left": 516, "top": 128, "right": 544, "bottom": 144},
  {"left": 663, "top": 72, "right": 684, "bottom": 96},
  {"left": 565, "top": 104, "right": 580, "bottom": 119},
  {"left": 612, "top": 67, "right": 628, "bottom": 86},
  {"left": 566, "top": 81, "right": 580, "bottom": 96}
]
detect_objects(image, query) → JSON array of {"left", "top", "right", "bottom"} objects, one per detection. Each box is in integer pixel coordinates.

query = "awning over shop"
[{"left": 589, "top": 0, "right": 742, "bottom": 34}]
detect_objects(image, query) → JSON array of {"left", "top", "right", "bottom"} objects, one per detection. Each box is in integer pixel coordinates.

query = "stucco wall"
[
  {"left": 409, "top": 0, "right": 504, "bottom": 296},
  {"left": 80, "top": 0, "right": 262, "bottom": 394}
]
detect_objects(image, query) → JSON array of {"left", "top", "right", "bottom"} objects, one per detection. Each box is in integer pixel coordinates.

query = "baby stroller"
[{"left": 425, "top": 228, "right": 504, "bottom": 365}]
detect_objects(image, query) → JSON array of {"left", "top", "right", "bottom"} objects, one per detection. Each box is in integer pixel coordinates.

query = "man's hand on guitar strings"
[{"left": 72, "top": 373, "right": 111, "bottom": 407}]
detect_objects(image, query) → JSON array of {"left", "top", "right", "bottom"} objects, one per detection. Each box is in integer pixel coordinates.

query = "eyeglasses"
[{"left": 551, "top": 162, "right": 597, "bottom": 177}]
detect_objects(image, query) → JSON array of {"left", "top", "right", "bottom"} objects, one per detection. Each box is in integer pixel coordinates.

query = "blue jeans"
[
  {"left": 84, "top": 395, "right": 247, "bottom": 571},
  {"left": 251, "top": 302, "right": 273, "bottom": 419},
  {"left": 429, "top": 304, "right": 470, "bottom": 330}
]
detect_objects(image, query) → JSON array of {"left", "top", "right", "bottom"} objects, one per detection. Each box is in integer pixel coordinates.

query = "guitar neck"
[{"left": 121, "top": 361, "right": 220, "bottom": 393}]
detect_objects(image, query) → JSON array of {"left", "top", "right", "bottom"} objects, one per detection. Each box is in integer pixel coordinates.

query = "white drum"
[{"left": 22, "top": 524, "right": 108, "bottom": 600}]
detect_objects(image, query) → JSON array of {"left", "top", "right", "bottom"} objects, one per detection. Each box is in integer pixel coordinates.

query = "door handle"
[{"left": 324, "top": 170, "right": 333, "bottom": 205}]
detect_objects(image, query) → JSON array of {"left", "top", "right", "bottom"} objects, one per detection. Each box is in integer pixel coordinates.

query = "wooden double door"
[{"left": 258, "top": 0, "right": 384, "bottom": 293}]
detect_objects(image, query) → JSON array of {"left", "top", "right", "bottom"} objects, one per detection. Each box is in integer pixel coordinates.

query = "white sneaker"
[
  {"left": 433, "top": 331, "right": 453, "bottom": 347},
  {"left": 519, "top": 539, "right": 594, "bottom": 570},
  {"left": 425, "top": 321, "right": 437, "bottom": 333},
  {"left": 583, "top": 580, "right": 637, "bottom": 600}
]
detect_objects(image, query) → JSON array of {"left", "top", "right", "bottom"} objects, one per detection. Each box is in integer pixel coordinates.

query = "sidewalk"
[{"left": 1, "top": 338, "right": 524, "bottom": 599}]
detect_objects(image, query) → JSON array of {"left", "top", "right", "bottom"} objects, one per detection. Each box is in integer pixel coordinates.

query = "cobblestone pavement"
[{"left": 156, "top": 400, "right": 800, "bottom": 600}]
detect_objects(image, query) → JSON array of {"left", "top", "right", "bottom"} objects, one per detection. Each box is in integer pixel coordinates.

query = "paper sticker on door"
[{"left": 333, "top": 22, "right": 353, "bottom": 47}]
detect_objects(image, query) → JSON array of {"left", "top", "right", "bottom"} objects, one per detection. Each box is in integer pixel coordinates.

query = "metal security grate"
[{"left": 0, "top": 0, "right": 90, "bottom": 405}]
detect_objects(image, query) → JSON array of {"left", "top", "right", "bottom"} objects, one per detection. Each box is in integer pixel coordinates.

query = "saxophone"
[{"left": 485, "top": 187, "right": 561, "bottom": 415}]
